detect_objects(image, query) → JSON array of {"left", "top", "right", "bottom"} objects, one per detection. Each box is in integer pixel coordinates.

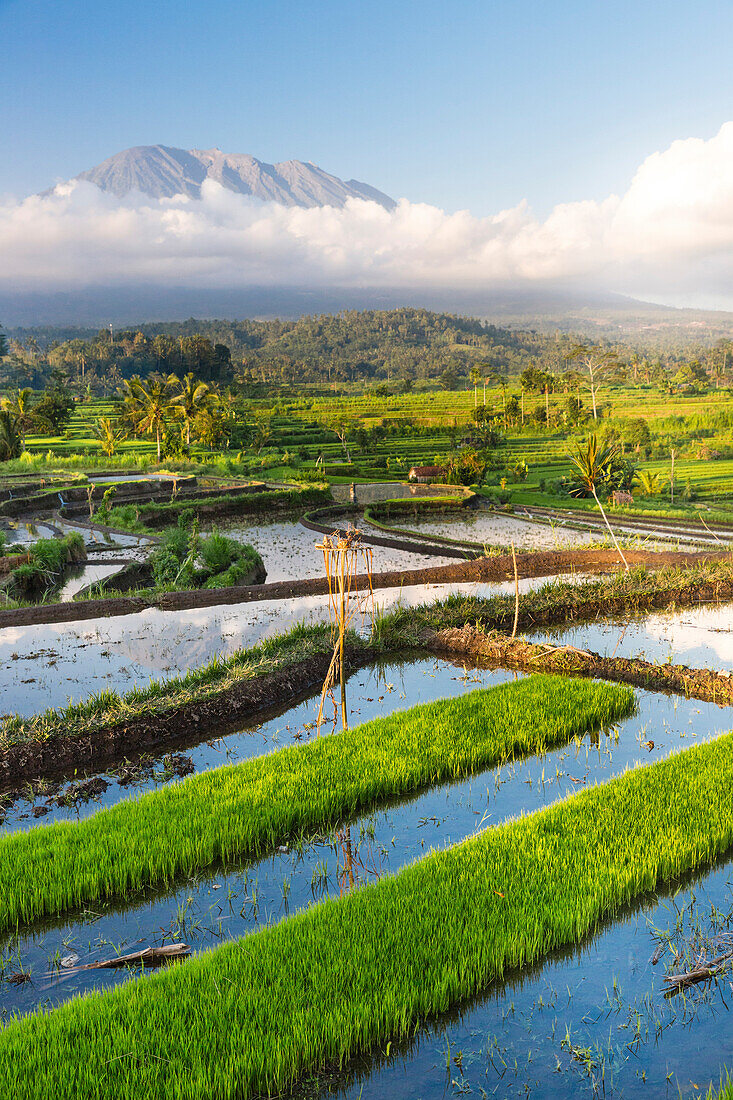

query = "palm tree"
[
  {"left": 0, "top": 411, "right": 22, "bottom": 461},
  {"left": 568, "top": 434, "right": 629, "bottom": 571},
  {"left": 168, "top": 373, "right": 216, "bottom": 446},
  {"left": 93, "top": 416, "right": 125, "bottom": 459},
  {"left": 469, "top": 368, "right": 481, "bottom": 408},
  {"left": 0, "top": 388, "right": 34, "bottom": 449},
  {"left": 634, "top": 469, "right": 667, "bottom": 497},
  {"left": 121, "top": 376, "right": 174, "bottom": 461}
]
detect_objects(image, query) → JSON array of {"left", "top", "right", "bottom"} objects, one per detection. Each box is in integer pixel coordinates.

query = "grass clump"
[
  {"left": 7, "top": 692, "right": 733, "bottom": 1098},
  {"left": 5, "top": 532, "right": 85, "bottom": 600},
  {"left": 148, "top": 517, "right": 265, "bottom": 590},
  {"left": 0, "top": 675, "right": 632, "bottom": 931},
  {"left": 0, "top": 622, "right": 344, "bottom": 749}
]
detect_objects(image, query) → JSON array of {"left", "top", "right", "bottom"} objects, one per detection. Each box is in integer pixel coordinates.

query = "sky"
[{"left": 3, "top": 0, "right": 733, "bottom": 312}]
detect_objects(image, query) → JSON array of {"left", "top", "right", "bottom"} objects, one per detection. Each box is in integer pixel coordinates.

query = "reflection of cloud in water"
[
  {"left": 626, "top": 607, "right": 733, "bottom": 667},
  {"left": 0, "top": 576, "right": 583, "bottom": 715},
  {"left": 540, "top": 602, "right": 733, "bottom": 670}
]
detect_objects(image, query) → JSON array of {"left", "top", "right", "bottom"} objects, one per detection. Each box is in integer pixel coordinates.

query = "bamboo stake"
[{"left": 511, "top": 540, "right": 519, "bottom": 640}]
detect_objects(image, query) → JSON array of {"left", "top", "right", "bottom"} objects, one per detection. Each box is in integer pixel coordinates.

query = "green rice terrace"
[{"left": 4, "top": 310, "right": 733, "bottom": 1097}]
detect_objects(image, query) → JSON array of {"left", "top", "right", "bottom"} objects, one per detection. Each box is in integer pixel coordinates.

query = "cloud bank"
[{"left": 4, "top": 122, "right": 733, "bottom": 306}]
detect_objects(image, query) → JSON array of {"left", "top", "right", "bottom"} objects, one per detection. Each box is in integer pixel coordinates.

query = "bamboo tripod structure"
[{"left": 316, "top": 527, "right": 374, "bottom": 734}]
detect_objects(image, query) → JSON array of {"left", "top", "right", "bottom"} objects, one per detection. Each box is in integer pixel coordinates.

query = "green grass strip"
[
  {"left": 5, "top": 694, "right": 733, "bottom": 1098},
  {"left": 0, "top": 676, "right": 631, "bottom": 933}
]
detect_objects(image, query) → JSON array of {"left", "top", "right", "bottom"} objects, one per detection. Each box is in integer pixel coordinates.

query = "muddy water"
[
  {"left": 205, "top": 516, "right": 456, "bottom": 582},
  {"left": 0, "top": 660, "right": 726, "bottom": 1031}
]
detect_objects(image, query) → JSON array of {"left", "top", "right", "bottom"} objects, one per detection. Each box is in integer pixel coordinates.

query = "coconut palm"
[
  {"left": 93, "top": 416, "right": 125, "bottom": 459},
  {"left": 0, "top": 411, "right": 22, "bottom": 462},
  {"left": 468, "top": 368, "right": 481, "bottom": 408},
  {"left": 634, "top": 469, "right": 667, "bottom": 497},
  {"left": 0, "top": 388, "right": 34, "bottom": 449},
  {"left": 121, "top": 376, "right": 174, "bottom": 461},
  {"left": 168, "top": 373, "right": 217, "bottom": 446},
  {"left": 568, "top": 434, "right": 629, "bottom": 571}
]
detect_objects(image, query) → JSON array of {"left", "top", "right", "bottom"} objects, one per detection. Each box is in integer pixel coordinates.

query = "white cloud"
[{"left": 4, "top": 122, "right": 733, "bottom": 305}]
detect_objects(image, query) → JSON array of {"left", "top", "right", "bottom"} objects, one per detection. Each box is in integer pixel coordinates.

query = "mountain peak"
[{"left": 71, "top": 144, "right": 396, "bottom": 210}]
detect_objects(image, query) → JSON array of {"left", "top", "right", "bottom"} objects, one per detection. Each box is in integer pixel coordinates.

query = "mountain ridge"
[{"left": 70, "top": 144, "right": 396, "bottom": 210}]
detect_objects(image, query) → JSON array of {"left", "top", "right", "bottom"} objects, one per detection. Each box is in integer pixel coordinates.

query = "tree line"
[{"left": 4, "top": 308, "right": 731, "bottom": 398}]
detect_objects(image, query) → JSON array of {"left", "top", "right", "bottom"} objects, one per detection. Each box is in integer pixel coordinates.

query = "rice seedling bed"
[
  {"left": 0, "top": 675, "right": 632, "bottom": 933},
  {"left": 321, "top": 848, "right": 733, "bottom": 1100},
  {"left": 4, "top": 688, "right": 733, "bottom": 1098},
  {"left": 0, "top": 667, "right": 720, "bottom": 1031}
]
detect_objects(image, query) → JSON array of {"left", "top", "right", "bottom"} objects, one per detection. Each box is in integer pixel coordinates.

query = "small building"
[
  {"left": 611, "top": 490, "right": 634, "bottom": 506},
  {"left": 408, "top": 465, "right": 446, "bottom": 483}
]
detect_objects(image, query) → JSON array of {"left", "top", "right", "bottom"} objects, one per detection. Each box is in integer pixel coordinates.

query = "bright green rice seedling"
[
  {"left": 0, "top": 675, "right": 632, "bottom": 930},
  {"left": 5, "top": 693, "right": 733, "bottom": 1098}
]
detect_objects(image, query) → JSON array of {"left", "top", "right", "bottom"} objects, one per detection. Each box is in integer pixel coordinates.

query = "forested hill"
[
  {"left": 138, "top": 309, "right": 555, "bottom": 377},
  {"left": 5, "top": 309, "right": 572, "bottom": 387}
]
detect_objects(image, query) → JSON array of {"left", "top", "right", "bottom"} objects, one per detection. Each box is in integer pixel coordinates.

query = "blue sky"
[{"left": 3, "top": 0, "right": 733, "bottom": 214}]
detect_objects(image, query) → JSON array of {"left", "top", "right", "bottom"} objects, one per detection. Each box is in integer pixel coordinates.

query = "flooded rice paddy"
[
  {"left": 3, "top": 509, "right": 733, "bottom": 1095},
  {"left": 1, "top": 651, "right": 729, "bottom": 1073},
  {"left": 0, "top": 576, "right": 596, "bottom": 717},
  {"left": 532, "top": 602, "right": 733, "bottom": 670},
  {"left": 389, "top": 509, "right": 701, "bottom": 553},
  {"left": 0, "top": 519, "right": 57, "bottom": 546},
  {"left": 389, "top": 511, "right": 598, "bottom": 550},
  {"left": 206, "top": 516, "right": 456, "bottom": 581},
  {"left": 56, "top": 563, "right": 126, "bottom": 602}
]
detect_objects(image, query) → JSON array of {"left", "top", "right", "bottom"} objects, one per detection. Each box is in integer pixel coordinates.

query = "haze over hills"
[
  {"left": 4, "top": 286, "right": 733, "bottom": 349},
  {"left": 67, "top": 144, "right": 397, "bottom": 209}
]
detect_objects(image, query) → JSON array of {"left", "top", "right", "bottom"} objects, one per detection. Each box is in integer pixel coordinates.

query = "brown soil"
[
  {"left": 429, "top": 624, "right": 733, "bottom": 706},
  {"left": 0, "top": 551, "right": 30, "bottom": 575},
  {"left": 0, "top": 546, "right": 725, "bottom": 629},
  {"left": 0, "top": 645, "right": 371, "bottom": 789}
]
